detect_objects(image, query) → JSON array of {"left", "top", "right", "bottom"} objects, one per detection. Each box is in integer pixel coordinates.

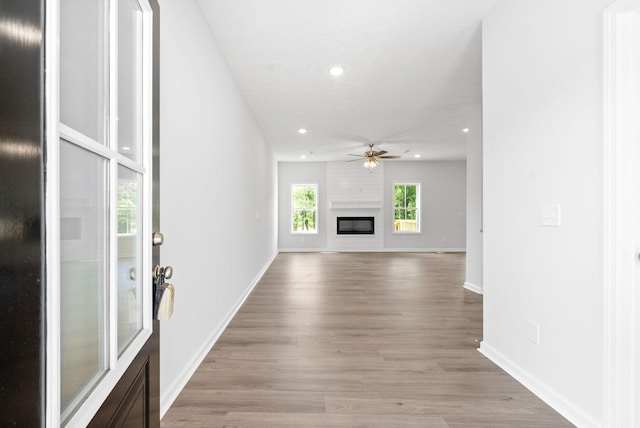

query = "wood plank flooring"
[{"left": 161, "top": 252, "right": 574, "bottom": 427}]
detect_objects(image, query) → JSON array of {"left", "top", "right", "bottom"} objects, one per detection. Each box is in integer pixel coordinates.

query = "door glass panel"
[
  {"left": 60, "top": 0, "right": 107, "bottom": 144},
  {"left": 118, "top": 0, "right": 143, "bottom": 161},
  {"left": 117, "top": 166, "right": 143, "bottom": 354},
  {"left": 59, "top": 140, "right": 109, "bottom": 414}
]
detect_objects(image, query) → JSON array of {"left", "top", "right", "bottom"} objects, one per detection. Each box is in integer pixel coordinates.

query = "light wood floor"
[{"left": 161, "top": 252, "right": 574, "bottom": 427}]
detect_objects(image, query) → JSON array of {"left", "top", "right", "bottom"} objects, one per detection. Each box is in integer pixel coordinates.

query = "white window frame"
[
  {"left": 392, "top": 182, "right": 421, "bottom": 234},
  {"left": 290, "top": 183, "right": 319, "bottom": 234},
  {"left": 45, "top": 0, "right": 154, "bottom": 426}
]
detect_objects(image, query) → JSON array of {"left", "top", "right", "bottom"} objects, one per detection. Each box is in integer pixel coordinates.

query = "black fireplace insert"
[{"left": 337, "top": 217, "right": 374, "bottom": 235}]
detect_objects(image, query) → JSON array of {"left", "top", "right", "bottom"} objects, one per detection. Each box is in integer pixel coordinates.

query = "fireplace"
[{"left": 336, "top": 216, "right": 375, "bottom": 235}]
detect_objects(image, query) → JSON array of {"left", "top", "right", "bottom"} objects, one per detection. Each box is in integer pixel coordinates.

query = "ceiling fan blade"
[
  {"left": 348, "top": 153, "right": 365, "bottom": 157},
  {"left": 376, "top": 150, "right": 388, "bottom": 156},
  {"left": 380, "top": 155, "right": 401, "bottom": 159}
]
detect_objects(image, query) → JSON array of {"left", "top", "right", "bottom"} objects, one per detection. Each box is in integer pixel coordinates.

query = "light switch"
[
  {"left": 540, "top": 204, "right": 561, "bottom": 227},
  {"left": 527, "top": 320, "right": 540, "bottom": 345}
]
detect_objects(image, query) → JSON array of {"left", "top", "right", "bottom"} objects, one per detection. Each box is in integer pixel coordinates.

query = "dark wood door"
[
  {"left": 88, "top": 1, "right": 161, "bottom": 426},
  {"left": 0, "top": 0, "right": 45, "bottom": 425},
  {"left": 88, "top": 320, "right": 160, "bottom": 427}
]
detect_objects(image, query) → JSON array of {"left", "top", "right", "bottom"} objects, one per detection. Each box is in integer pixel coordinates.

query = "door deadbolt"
[{"left": 152, "top": 231, "right": 164, "bottom": 246}]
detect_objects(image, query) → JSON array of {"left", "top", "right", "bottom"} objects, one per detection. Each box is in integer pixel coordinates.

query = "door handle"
[
  {"left": 153, "top": 265, "right": 173, "bottom": 280},
  {"left": 153, "top": 265, "right": 175, "bottom": 320}
]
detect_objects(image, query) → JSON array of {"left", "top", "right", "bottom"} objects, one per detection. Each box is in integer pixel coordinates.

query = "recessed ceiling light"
[
  {"left": 329, "top": 66, "right": 344, "bottom": 76},
  {"left": 300, "top": 155, "right": 307, "bottom": 159},
  {"left": 414, "top": 154, "right": 422, "bottom": 158},
  {"left": 298, "top": 128, "right": 307, "bottom": 135},
  {"left": 462, "top": 128, "right": 469, "bottom": 133},
  {"left": 122, "top": 146, "right": 131, "bottom": 151}
]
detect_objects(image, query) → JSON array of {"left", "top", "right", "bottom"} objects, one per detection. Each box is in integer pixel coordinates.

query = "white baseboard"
[
  {"left": 278, "top": 247, "right": 466, "bottom": 253},
  {"left": 463, "top": 281, "right": 483, "bottom": 294},
  {"left": 278, "top": 247, "right": 331, "bottom": 252},
  {"left": 159, "top": 249, "right": 279, "bottom": 418},
  {"left": 382, "top": 248, "right": 466, "bottom": 253},
  {"left": 478, "top": 342, "right": 600, "bottom": 428}
]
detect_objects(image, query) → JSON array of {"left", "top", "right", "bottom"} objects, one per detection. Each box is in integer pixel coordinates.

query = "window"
[
  {"left": 291, "top": 184, "right": 318, "bottom": 233},
  {"left": 117, "top": 179, "right": 139, "bottom": 235},
  {"left": 393, "top": 183, "right": 420, "bottom": 233}
]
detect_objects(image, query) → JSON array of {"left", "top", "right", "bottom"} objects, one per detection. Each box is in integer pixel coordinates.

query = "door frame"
[
  {"left": 44, "top": 0, "right": 60, "bottom": 422},
  {"left": 603, "top": 1, "right": 640, "bottom": 426}
]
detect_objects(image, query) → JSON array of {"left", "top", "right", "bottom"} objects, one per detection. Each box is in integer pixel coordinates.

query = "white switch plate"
[
  {"left": 540, "top": 204, "right": 561, "bottom": 227},
  {"left": 527, "top": 320, "right": 540, "bottom": 345}
]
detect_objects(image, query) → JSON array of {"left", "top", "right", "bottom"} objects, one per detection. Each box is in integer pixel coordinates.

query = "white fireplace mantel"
[{"left": 330, "top": 200, "right": 382, "bottom": 210}]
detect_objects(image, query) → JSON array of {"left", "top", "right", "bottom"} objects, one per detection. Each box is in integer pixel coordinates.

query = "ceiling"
[{"left": 196, "top": 0, "right": 499, "bottom": 162}]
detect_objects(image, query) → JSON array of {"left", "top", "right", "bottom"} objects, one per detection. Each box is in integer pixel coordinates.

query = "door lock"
[{"left": 152, "top": 231, "right": 164, "bottom": 246}]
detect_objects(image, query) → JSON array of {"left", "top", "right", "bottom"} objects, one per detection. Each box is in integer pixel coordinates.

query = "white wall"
[
  {"left": 383, "top": 161, "right": 466, "bottom": 250},
  {"left": 279, "top": 160, "right": 466, "bottom": 251},
  {"left": 481, "top": 1, "right": 608, "bottom": 426},
  {"left": 465, "top": 102, "right": 483, "bottom": 293},
  {"left": 158, "top": 0, "right": 277, "bottom": 415}
]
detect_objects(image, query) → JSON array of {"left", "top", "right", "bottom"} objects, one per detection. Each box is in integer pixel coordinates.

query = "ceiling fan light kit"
[
  {"left": 364, "top": 158, "right": 378, "bottom": 169},
  {"left": 348, "top": 144, "right": 401, "bottom": 169}
]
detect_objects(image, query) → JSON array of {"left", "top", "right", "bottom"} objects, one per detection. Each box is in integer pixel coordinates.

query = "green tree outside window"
[{"left": 393, "top": 183, "right": 419, "bottom": 232}]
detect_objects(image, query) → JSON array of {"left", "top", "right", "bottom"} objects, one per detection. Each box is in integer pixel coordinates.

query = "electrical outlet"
[
  {"left": 540, "top": 204, "right": 561, "bottom": 227},
  {"left": 527, "top": 320, "right": 540, "bottom": 345}
]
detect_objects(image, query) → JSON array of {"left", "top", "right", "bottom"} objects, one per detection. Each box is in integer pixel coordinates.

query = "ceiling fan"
[{"left": 347, "top": 144, "right": 401, "bottom": 168}]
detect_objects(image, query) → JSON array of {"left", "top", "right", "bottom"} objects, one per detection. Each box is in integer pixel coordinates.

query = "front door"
[{"left": 48, "top": 0, "right": 161, "bottom": 426}]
